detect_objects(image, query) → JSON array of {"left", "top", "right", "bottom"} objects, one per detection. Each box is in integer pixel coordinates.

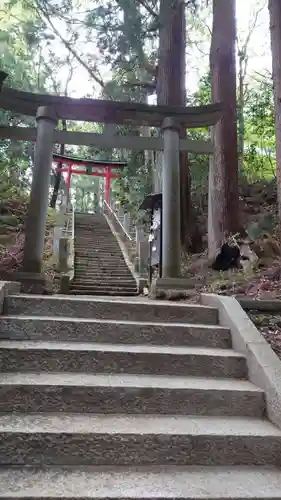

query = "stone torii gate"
[{"left": 0, "top": 71, "right": 221, "bottom": 287}]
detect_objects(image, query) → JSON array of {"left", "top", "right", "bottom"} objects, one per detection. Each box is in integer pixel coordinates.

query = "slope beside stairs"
[
  {"left": 0, "top": 292, "right": 281, "bottom": 498},
  {"left": 70, "top": 212, "right": 138, "bottom": 296}
]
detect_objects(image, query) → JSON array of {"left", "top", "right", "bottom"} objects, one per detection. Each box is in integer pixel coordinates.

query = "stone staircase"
[
  {"left": 0, "top": 293, "right": 281, "bottom": 498},
  {"left": 70, "top": 212, "right": 138, "bottom": 296}
]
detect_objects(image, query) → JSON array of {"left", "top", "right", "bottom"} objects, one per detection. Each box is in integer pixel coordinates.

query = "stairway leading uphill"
[
  {"left": 70, "top": 212, "right": 138, "bottom": 295},
  {"left": 0, "top": 292, "right": 281, "bottom": 498}
]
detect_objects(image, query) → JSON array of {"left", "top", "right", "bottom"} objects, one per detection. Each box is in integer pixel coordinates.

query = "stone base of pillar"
[
  {"left": 11, "top": 271, "right": 53, "bottom": 294},
  {"left": 151, "top": 277, "right": 199, "bottom": 301},
  {"left": 59, "top": 273, "right": 75, "bottom": 294}
]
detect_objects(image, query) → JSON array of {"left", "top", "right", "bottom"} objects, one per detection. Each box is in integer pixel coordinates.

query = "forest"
[{"left": 1, "top": 0, "right": 281, "bottom": 308}]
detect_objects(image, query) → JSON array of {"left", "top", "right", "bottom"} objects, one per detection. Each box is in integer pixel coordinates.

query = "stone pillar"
[
  {"left": 161, "top": 117, "right": 181, "bottom": 278},
  {"left": 138, "top": 240, "right": 149, "bottom": 276},
  {"left": 123, "top": 213, "right": 129, "bottom": 233},
  {"left": 22, "top": 106, "right": 58, "bottom": 273}
]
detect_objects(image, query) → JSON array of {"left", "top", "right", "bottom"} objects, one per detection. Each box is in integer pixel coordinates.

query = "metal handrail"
[{"left": 103, "top": 199, "right": 132, "bottom": 242}]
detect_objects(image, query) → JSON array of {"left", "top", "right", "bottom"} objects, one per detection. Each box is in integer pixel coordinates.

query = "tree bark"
[
  {"left": 238, "top": 51, "right": 245, "bottom": 168},
  {"left": 208, "top": 0, "right": 240, "bottom": 259},
  {"left": 268, "top": 0, "right": 281, "bottom": 236},
  {"left": 157, "top": 0, "right": 202, "bottom": 251}
]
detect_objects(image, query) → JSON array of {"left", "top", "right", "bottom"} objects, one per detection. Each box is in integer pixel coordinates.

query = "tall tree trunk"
[
  {"left": 238, "top": 52, "right": 245, "bottom": 168},
  {"left": 208, "top": 0, "right": 240, "bottom": 259},
  {"left": 50, "top": 119, "right": 67, "bottom": 209},
  {"left": 157, "top": 0, "right": 202, "bottom": 252},
  {"left": 268, "top": 0, "right": 281, "bottom": 236}
]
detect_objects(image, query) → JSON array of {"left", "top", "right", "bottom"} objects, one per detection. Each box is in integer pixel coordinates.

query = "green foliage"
[
  {"left": 0, "top": 0, "right": 278, "bottom": 226},
  {"left": 243, "top": 74, "right": 275, "bottom": 181},
  {"left": 247, "top": 214, "right": 275, "bottom": 240}
]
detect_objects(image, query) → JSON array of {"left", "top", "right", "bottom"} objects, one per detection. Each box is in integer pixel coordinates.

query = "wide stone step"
[
  {"left": 1, "top": 465, "right": 281, "bottom": 500},
  {"left": 75, "top": 240, "right": 118, "bottom": 243},
  {"left": 74, "top": 262, "right": 132, "bottom": 268},
  {"left": 0, "top": 372, "right": 264, "bottom": 416},
  {"left": 75, "top": 258, "right": 127, "bottom": 264},
  {"left": 0, "top": 342, "right": 247, "bottom": 378},
  {"left": 74, "top": 263, "right": 131, "bottom": 269},
  {"left": 75, "top": 232, "right": 113, "bottom": 235},
  {"left": 75, "top": 252, "right": 123, "bottom": 257},
  {"left": 0, "top": 414, "right": 280, "bottom": 466},
  {"left": 76, "top": 253, "right": 125, "bottom": 257},
  {"left": 73, "top": 275, "right": 134, "bottom": 281},
  {"left": 69, "top": 289, "right": 139, "bottom": 296},
  {"left": 73, "top": 273, "right": 134, "bottom": 279},
  {"left": 70, "top": 286, "right": 138, "bottom": 296},
  {"left": 75, "top": 256, "right": 125, "bottom": 260},
  {"left": 72, "top": 275, "right": 135, "bottom": 281},
  {"left": 75, "top": 248, "right": 122, "bottom": 252},
  {"left": 73, "top": 277, "right": 135, "bottom": 283},
  {"left": 75, "top": 247, "right": 122, "bottom": 252},
  {"left": 0, "top": 316, "right": 231, "bottom": 348},
  {"left": 74, "top": 262, "right": 130, "bottom": 268},
  {"left": 71, "top": 282, "right": 137, "bottom": 288},
  {"left": 73, "top": 271, "right": 134, "bottom": 278},
  {"left": 5, "top": 296, "right": 219, "bottom": 324},
  {"left": 74, "top": 263, "right": 132, "bottom": 270},
  {"left": 71, "top": 281, "right": 137, "bottom": 288},
  {"left": 71, "top": 277, "right": 137, "bottom": 283},
  {"left": 75, "top": 239, "right": 120, "bottom": 242},
  {"left": 75, "top": 232, "right": 114, "bottom": 236}
]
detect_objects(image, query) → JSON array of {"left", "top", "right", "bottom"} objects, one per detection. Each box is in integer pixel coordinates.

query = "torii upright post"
[
  {"left": 161, "top": 117, "right": 181, "bottom": 278},
  {"left": 105, "top": 166, "right": 111, "bottom": 204},
  {"left": 22, "top": 106, "right": 57, "bottom": 274},
  {"left": 65, "top": 163, "right": 72, "bottom": 204}
]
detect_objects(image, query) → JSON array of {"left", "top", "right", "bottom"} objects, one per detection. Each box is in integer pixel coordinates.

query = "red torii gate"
[{"left": 52, "top": 153, "right": 127, "bottom": 203}]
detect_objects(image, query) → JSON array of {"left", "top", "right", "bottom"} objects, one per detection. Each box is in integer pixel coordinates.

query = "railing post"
[
  {"left": 22, "top": 106, "right": 58, "bottom": 273},
  {"left": 161, "top": 117, "right": 181, "bottom": 278}
]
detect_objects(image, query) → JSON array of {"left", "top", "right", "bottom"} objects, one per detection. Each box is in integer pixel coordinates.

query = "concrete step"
[
  {"left": 74, "top": 260, "right": 130, "bottom": 265},
  {"left": 0, "top": 372, "right": 264, "bottom": 416},
  {"left": 75, "top": 252, "right": 123, "bottom": 258},
  {"left": 0, "top": 413, "right": 280, "bottom": 466},
  {"left": 0, "top": 342, "right": 247, "bottom": 378},
  {"left": 70, "top": 284, "right": 137, "bottom": 292},
  {"left": 74, "top": 247, "right": 124, "bottom": 252},
  {"left": 1, "top": 465, "right": 281, "bottom": 499},
  {"left": 72, "top": 278, "right": 136, "bottom": 284},
  {"left": 73, "top": 271, "right": 133, "bottom": 276},
  {"left": 75, "top": 242, "right": 118, "bottom": 245},
  {"left": 69, "top": 288, "right": 139, "bottom": 298},
  {"left": 69, "top": 289, "right": 138, "bottom": 295},
  {"left": 75, "top": 239, "right": 120, "bottom": 243},
  {"left": 72, "top": 278, "right": 134, "bottom": 283},
  {"left": 73, "top": 273, "right": 134, "bottom": 279},
  {"left": 73, "top": 273, "right": 135, "bottom": 280},
  {"left": 72, "top": 277, "right": 135, "bottom": 283},
  {"left": 5, "top": 296, "right": 219, "bottom": 324},
  {"left": 74, "top": 265, "right": 132, "bottom": 272},
  {"left": 74, "top": 264, "right": 132, "bottom": 270},
  {"left": 75, "top": 241, "right": 120, "bottom": 244},
  {"left": 70, "top": 285, "right": 137, "bottom": 292},
  {"left": 74, "top": 259, "right": 128, "bottom": 265},
  {"left": 0, "top": 316, "right": 232, "bottom": 348},
  {"left": 68, "top": 290, "right": 138, "bottom": 296},
  {"left": 75, "top": 233, "right": 114, "bottom": 236},
  {"left": 75, "top": 229, "right": 113, "bottom": 233}
]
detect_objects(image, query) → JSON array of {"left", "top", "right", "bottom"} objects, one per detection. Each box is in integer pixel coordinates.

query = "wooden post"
[
  {"left": 65, "top": 163, "right": 72, "bottom": 202},
  {"left": 105, "top": 166, "right": 111, "bottom": 203},
  {"left": 161, "top": 117, "right": 181, "bottom": 278},
  {"left": 22, "top": 106, "right": 57, "bottom": 273}
]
